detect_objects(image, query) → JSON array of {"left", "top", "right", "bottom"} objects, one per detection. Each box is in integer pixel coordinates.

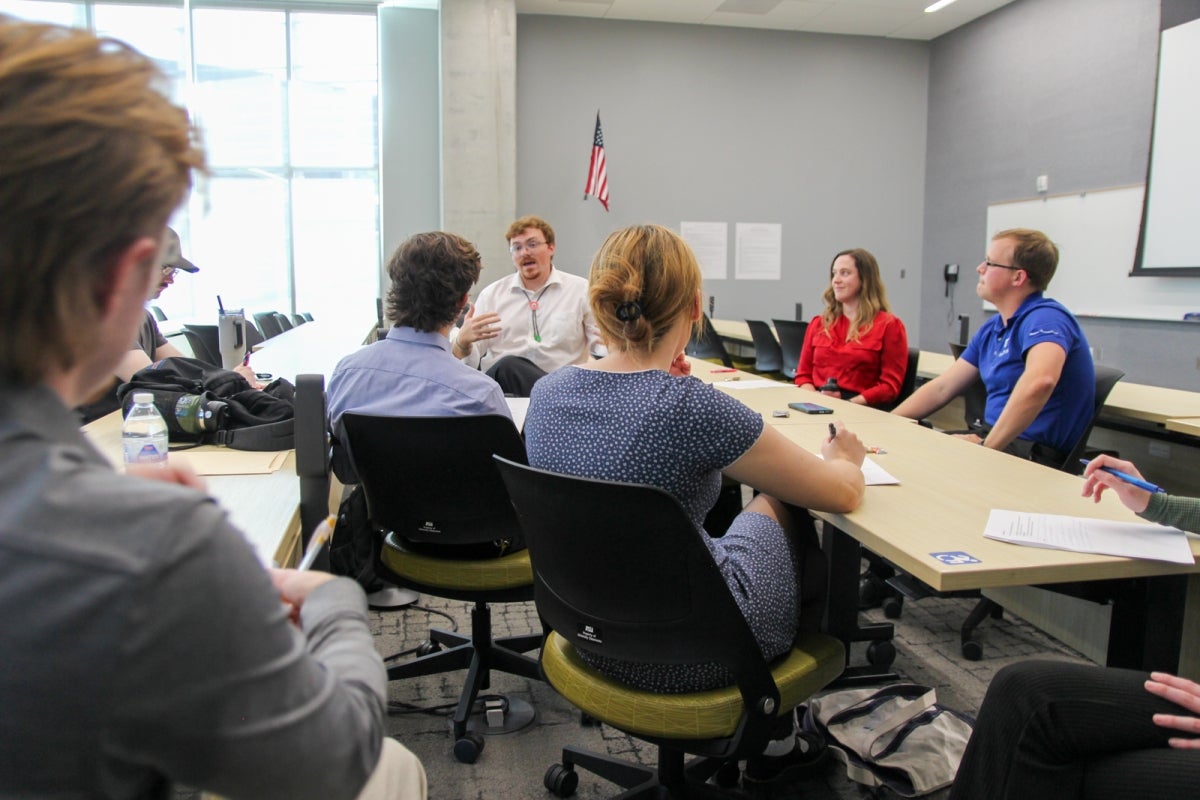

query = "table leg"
[{"left": 822, "top": 523, "right": 898, "bottom": 686}]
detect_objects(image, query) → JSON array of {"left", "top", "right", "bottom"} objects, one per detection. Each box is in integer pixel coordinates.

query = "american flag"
[{"left": 584, "top": 112, "right": 609, "bottom": 211}]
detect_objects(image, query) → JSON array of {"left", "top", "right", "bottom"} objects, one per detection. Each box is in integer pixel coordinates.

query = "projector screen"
[{"left": 1135, "top": 15, "right": 1200, "bottom": 276}]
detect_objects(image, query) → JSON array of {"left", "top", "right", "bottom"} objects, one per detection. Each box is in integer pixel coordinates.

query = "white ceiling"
[{"left": 512, "top": 0, "right": 1017, "bottom": 41}]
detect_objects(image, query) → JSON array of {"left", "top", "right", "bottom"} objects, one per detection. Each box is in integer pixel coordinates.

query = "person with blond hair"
[
  {"left": 525, "top": 223, "right": 867, "bottom": 785},
  {"left": 0, "top": 16, "right": 424, "bottom": 798},
  {"left": 795, "top": 248, "right": 909, "bottom": 407}
]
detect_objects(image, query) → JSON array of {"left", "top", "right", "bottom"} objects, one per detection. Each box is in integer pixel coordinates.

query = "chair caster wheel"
[
  {"left": 961, "top": 640, "right": 983, "bottom": 661},
  {"left": 881, "top": 595, "right": 904, "bottom": 619},
  {"left": 453, "top": 731, "right": 484, "bottom": 764},
  {"left": 416, "top": 640, "right": 441, "bottom": 657},
  {"left": 866, "top": 640, "right": 896, "bottom": 668},
  {"left": 714, "top": 760, "right": 741, "bottom": 788},
  {"left": 545, "top": 763, "right": 579, "bottom": 798},
  {"left": 858, "top": 574, "right": 885, "bottom": 609}
]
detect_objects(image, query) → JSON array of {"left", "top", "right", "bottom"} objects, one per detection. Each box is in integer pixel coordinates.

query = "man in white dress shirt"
[{"left": 452, "top": 215, "right": 604, "bottom": 395}]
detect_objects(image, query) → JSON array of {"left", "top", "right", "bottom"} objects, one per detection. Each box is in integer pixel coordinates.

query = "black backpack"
[{"left": 117, "top": 357, "right": 295, "bottom": 451}]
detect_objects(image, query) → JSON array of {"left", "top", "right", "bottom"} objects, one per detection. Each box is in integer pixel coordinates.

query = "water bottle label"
[{"left": 124, "top": 440, "right": 168, "bottom": 465}]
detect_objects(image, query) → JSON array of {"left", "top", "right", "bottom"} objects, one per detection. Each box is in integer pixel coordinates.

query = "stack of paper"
[{"left": 983, "top": 510, "right": 1194, "bottom": 564}]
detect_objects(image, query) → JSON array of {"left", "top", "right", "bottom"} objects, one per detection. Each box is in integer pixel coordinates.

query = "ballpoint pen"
[{"left": 1079, "top": 459, "right": 1165, "bottom": 494}]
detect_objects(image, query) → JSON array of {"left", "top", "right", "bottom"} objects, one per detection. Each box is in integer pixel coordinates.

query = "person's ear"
[
  {"left": 691, "top": 290, "right": 703, "bottom": 322},
  {"left": 97, "top": 236, "right": 162, "bottom": 316}
]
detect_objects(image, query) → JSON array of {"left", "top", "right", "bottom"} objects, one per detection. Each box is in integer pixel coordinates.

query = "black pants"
[
  {"left": 485, "top": 355, "right": 547, "bottom": 397},
  {"left": 949, "top": 660, "right": 1200, "bottom": 800}
]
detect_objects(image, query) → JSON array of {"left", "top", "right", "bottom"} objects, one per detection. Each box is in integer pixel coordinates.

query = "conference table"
[
  {"left": 708, "top": 317, "right": 1200, "bottom": 438},
  {"left": 688, "top": 359, "right": 1200, "bottom": 679},
  {"left": 82, "top": 411, "right": 306, "bottom": 568},
  {"left": 82, "top": 321, "right": 375, "bottom": 570}
]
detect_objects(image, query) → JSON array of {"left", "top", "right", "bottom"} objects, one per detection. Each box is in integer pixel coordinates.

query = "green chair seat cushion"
[
  {"left": 380, "top": 541, "right": 532, "bottom": 591},
  {"left": 541, "top": 630, "right": 845, "bottom": 740}
]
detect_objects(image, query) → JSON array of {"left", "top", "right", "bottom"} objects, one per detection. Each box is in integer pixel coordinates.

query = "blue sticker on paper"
[{"left": 930, "top": 551, "right": 980, "bottom": 566}]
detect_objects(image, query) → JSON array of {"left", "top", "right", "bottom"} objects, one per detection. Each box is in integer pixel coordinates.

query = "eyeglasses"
[
  {"left": 509, "top": 240, "right": 546, "bottom": 255},
  {"left": 983, "top": 259, "right": 1022, "bottom": 272},
  {"left": 160, "top": 265, "right": 179, "bottom": 277}
]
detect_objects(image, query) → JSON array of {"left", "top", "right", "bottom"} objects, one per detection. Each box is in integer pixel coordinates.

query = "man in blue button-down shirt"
[{"left": 327, "top": 231, "right": 512, "bottom": 483}]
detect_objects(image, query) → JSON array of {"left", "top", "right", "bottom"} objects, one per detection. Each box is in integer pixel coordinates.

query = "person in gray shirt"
[{"left": 0, "top": 16, "right": 425, "bottom": 799}]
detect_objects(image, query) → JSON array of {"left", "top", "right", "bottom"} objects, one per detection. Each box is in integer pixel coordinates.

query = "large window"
[{"left": 0, "top": 0, "right": 380, "bottom": 332}]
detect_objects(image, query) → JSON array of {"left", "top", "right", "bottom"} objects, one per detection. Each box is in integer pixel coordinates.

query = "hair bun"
[{"left": 615, "top": 300, "right": 643, "bottom": 322}]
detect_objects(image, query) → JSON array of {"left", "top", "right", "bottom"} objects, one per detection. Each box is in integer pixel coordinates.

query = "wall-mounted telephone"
[{"left": 944, "top": 263, "right": 959, "bottom": 297}]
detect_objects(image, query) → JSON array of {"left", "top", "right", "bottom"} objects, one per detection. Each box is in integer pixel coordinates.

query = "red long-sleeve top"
[{"left": 794, "top": 312, "right": 909, "bottom": 407}]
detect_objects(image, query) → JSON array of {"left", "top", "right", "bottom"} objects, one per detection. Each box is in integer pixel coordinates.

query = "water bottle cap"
[{"left": 133, "top": 392, "right": 154, "bottom": 405}]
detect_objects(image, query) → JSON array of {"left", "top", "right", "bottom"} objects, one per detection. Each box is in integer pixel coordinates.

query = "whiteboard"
[{"left": 985, "top": 185, "right": 1200, "bottom": 321}]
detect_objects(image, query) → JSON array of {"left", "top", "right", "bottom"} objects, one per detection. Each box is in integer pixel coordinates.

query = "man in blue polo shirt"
[{"left": 894, "top": 228, "right": 1094, "bottom": 466}]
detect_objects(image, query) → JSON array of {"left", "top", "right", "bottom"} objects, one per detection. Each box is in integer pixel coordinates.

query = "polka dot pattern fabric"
[{"left": 526, "top": 367, "right": 801, "bottom": 692}]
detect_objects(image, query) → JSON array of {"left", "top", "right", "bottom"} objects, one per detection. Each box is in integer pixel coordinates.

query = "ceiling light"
[{"left": 925, "top": 0, "right": 960, "bottom": 12}]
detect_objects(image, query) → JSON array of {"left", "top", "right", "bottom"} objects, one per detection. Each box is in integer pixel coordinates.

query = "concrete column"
[{"left": 439, "top": 0, "right": 517, "bottom": 288}]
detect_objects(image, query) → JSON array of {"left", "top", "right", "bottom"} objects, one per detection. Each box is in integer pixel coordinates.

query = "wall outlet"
[{"left": 1036, "top": 174, "right": 1049, "bottom": 193}]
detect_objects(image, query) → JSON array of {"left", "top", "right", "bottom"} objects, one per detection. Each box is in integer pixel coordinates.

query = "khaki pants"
[
  {"left": 355, "top": 738, "right": 427, "bottom": 800},
  {"left": 201, "top": 738, "right": 426, "bottom": 800}
]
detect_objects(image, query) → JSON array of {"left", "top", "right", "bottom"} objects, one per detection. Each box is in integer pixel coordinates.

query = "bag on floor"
[{"left": 802, "top": 683, "right": 974, "bottom": 797}]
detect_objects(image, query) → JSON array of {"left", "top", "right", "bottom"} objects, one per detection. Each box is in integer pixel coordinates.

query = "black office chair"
[
  {"left": 340, "top": 413, "right": 542, "bottom": 764},
  {"left": 878, "top": 365, "right": 1127, "bottom": 659},
  {"left": 274, "top": 312, "right": 294, "bottom": 332},
  {"left": 771, "top": 319, "right": 808, "bottom": 381},
  {"left": 495, "top": 457, "right": 845, "bottom": 798},
  {"left": 183, "top": 324, "right": 221, "bottom": 367},
  {"left": 294, "top": 374, "right": 333, "bottom": 569},
  {"left": 302, "top": 312, "right": 314, "bottom": 322},
  {"left": 150, "top": 305, "right": 167, "bottom": 322},
  {"left": 291, "top": 313, "right": 307, "bottom": 327},
  {"left": 882, "top": 347, "right": 921, "bottom": 412},
  {"left": 245, "top": 320, "right": 265, "bottom": 351},
  {"left": 176, "top": 327, "right": 219, "bottom": 366},
  {"left": 745, "top": 320, "right": 784, "bottom": 375},
  {"left": 949, "top": 342, "right": 987, "bottom": 428},
  {"left": 254, "top": 311, "right": 284, "bottom": 340},
  {"left": 685, "top": 313, "right": 734, "bottom": 368}
]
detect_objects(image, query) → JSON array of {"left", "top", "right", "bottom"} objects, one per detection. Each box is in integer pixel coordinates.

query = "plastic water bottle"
[{"left": 122, "top": 392, "right": 169, "bottom": 468}]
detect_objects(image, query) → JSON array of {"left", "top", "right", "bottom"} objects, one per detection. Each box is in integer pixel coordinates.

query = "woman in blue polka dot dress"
[{"left": 525, "top": 224, "right": 868, "bottom": 783}]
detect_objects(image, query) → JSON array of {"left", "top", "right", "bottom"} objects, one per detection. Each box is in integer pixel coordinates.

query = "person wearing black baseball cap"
[{"left": 75, "top": 227, "right": 196, "bottom": 422}]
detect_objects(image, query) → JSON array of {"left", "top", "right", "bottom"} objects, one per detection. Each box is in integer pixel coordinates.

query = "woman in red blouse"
[{"left": 794, "top": 248, "right": 909, "bottom": 408}]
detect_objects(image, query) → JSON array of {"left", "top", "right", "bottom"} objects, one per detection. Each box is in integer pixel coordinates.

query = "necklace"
[{"left": 521, "top": 285, "right": 550, "bottom": 343}]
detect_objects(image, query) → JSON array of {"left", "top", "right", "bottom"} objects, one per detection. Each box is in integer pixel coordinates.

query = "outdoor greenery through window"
[{"left": 0, "top": 0, "right": 381, "bottom": 333}]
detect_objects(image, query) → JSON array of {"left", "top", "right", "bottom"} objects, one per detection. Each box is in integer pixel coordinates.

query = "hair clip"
[{"left": 615, "top": 301, "right": 643, "bottom": 322}]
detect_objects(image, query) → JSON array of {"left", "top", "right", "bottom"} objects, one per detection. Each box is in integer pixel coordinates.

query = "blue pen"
[{"left": 1079, "top": 459, "right": 1165, "bottom": 494}]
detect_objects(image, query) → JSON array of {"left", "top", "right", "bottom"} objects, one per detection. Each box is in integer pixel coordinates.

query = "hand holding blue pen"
[
  {"left": 1081, "top": 456, "right": 1162, "bottom": 514},
  {"left": 1080, "top": 459, "right": 1164, "bottom": 494}
]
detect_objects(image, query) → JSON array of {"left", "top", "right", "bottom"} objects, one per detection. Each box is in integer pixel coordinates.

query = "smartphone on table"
[{"left": 788, "top": 401, "right": 833, "bottom": 415}]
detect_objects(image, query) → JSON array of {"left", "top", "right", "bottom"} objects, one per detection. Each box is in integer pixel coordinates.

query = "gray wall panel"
[
  {"left": 515, "top": 16, "right": 929, "bottom": 334},
  {"left": 921, "top": 0, "right": 1198, "bottom": 388}
]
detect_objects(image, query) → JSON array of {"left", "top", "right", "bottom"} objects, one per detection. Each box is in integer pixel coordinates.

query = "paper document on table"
[
  {"left": 983, "top": 509, "right": 1194, "bottom": 564},
  {"left": 171, "top": 450, "right": 288, "bottom": 476},
  {"left": 716, "top": 379, "right": 786, "bottom": 390},
  {"left": 818, "top": 455, "right": 898, "bottom": 486},
  {"left": 505, "top": 397, "right": 529, "bottom": 432},
  {"left": 861, "top": 457, "right": 899, "bottom": 486}
]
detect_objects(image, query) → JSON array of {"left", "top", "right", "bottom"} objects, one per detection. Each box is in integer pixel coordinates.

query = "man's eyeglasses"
[
  {"left": 160, "top": 265, "right": 179, "bottom": 277},
  {"left": 983, "top": 259, "right": 1022, "bottom": 272},
  {"left": 509, "top": 240, "right": 546, "bottom": 255}
]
